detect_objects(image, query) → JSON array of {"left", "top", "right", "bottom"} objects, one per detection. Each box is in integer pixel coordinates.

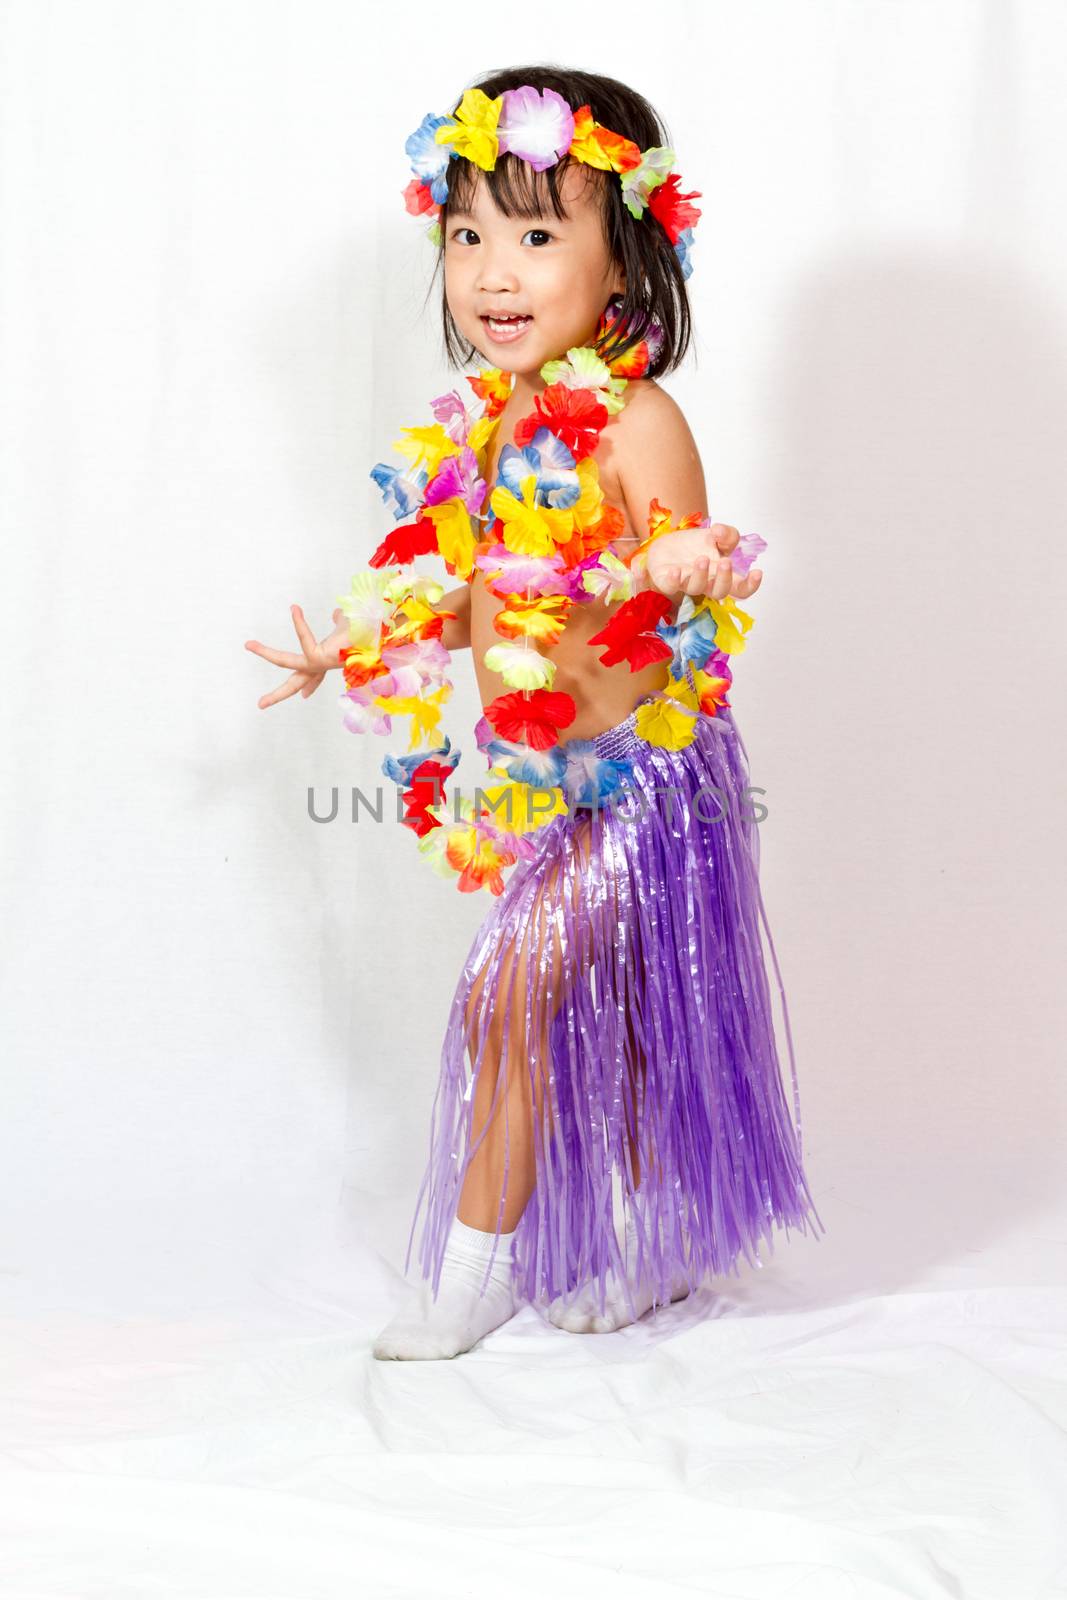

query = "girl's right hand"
[{"left": 245, "top": 605, "right": 350, "bottom": 709}]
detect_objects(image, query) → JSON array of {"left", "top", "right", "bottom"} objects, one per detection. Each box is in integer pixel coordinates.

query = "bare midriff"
[{"left": 471, "top": 384, "right": 675, "bottom": 743}]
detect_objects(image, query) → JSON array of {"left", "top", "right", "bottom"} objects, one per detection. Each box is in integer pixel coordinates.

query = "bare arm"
[
  {"left": 437, "top": 581, "right": 472, "bottom": 653},
  {"left": 247, "top": 578, "right": 472, "bottom": 710},
  {"left": 614, "top": 385, "right": 763, "bottom": 602}
]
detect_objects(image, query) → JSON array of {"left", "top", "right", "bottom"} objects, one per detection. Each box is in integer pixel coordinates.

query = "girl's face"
[{"left": 443, "top": 162, "right": 625, "bottom": 382}]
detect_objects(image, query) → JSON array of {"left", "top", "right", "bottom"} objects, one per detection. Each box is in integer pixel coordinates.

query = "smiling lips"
[{"left": 481, "top": 313, "right": 533, "bottom": 344}]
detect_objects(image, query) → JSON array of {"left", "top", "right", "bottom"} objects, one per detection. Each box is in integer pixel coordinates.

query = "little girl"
[{"left": 246, "top": 65, "right": 824, "bottom": 1361}]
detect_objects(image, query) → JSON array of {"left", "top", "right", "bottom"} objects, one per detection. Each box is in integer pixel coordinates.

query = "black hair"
[{"left": 428, "top": 64, "right": 694, "bottom": 379}]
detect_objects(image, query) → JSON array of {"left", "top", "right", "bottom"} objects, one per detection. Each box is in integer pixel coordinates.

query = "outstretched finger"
[
  {"left": 246, "top": 640, "right": 309, "bottom": 671},
  {"left": 289, "top": 604, "right": 319, "bottom": 660},
  {"left": 257, "top": 670, "right": 312, "bottom": 710}
]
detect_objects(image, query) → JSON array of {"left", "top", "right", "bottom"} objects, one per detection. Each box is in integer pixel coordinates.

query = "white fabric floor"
[{"left": 3, "top": 1219, "right": 1066, "bottom": 1599}]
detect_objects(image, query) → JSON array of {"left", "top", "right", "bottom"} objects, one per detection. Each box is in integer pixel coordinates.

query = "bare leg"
[
  {"left": 456, "top": 814, "right": 597, "bottom": 1236},
  {"left": 543, "top": 937, "right": 693, "bottom": 1335},
  {"left": 373, "top": 818, "right": 596, "bottom": 1359}
]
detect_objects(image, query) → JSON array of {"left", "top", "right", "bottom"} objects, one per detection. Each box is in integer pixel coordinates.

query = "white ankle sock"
[
  {"left": 444, "top": 1217, "right": 517, "bottom": 1289},
  {"left": 372, "top": 1218, "right": 519, "bottom": 1362}
]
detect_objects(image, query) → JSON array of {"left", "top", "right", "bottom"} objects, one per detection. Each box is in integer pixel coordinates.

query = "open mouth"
[{"left": 481, "top": 313, "right": 533, "bottom": 343}]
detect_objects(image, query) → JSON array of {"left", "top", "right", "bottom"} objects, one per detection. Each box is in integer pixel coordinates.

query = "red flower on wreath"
[
  {"left": 370, "top": 514, "right": 440, "bottom": 568},
  {"left": 400, "top": 758, "right": 453, "bottom": 836},
  {"left": 648, "top": 174, "right": 703, "bottom": 245},
  {"left": 402, "top": 178, "right": 440, "bottom": 220},
  {"left": 587, "top": 590, "right": 674, "bottom": 671},
  {"left": 484, "top": 688, "right": 577, "bottom": 751},
  {"left": 514, "top": 384, "right": 608, "bottom": 460}
]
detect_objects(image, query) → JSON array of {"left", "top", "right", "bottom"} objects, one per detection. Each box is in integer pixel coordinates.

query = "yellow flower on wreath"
[
  {"left": 376, "top": 686, "right": 452, "bottom": 750},
  {"left": 704, "top": 595, "right": 755, "bottom": 655},
  {"left": 477, "top": 781, "right": 569, "bottom": 836},
  {"left": 434, "top": 88, "right": 502, "bottom": 171},
  {"left": 634, "top": 700, "right": 698, "bottom": 751},
  {"left": 490, "top": 474, "right": 573, "bottom": 557},
  {"left": 391, "top": 422, "right": 463, "bottom": 480},
  {"left": 421, "top": 498, "right": 477, "bottom": 581}
]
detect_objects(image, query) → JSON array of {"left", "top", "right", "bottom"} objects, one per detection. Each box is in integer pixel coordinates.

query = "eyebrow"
[{"left": 446, "top": 205, "right": 568, "bottom": 224}]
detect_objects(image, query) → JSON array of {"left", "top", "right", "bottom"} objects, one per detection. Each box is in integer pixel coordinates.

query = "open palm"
[
  {"left": 642, "top": 523, "right": 763, "bottom": 603},
  {"left": 245, "top": 605, "right": 350, "bottom": 709}
]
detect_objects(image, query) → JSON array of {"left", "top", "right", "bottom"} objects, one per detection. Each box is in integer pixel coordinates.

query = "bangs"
[{"left": 441, "top": 152, "right": 605, "bottom": 226}]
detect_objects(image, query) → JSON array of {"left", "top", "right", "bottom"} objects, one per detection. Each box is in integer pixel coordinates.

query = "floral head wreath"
[{"left": 401, "top": 85, "right": 702, "bottom": 281}]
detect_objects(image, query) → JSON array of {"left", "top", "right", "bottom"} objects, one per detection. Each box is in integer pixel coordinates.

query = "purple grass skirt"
[{"left": 403, "top": 693, "right": 825, "bottom": 1318}]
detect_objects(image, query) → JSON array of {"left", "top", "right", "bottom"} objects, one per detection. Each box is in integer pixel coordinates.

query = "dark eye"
[
  {"left": 451, "top": 227, "right": 479, "bottom": 245},
  {"left": 521, "top": 228, "right": 553, "bottom": 247}
]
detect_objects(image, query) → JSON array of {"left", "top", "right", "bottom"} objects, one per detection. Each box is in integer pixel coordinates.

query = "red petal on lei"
[
  {"left": 370, "top": 514, "right": 440, "bottom": 567},
  {"left": 402, "top": 178, "right": 440, "bottom": 219},
  {"left": 483, "top": 688, "right": 577, "bottom": 751},
  {"left": 400, "top": 759, "right": 453, "bottom": 836},
  {"left": 514, "top": 384, "right": 609, "bottom": 461},
  {"left": 587, "top": 590, "right": 674, "bottom": 670},
  {"left": 647, "top": 173, "right": 703, "bottom": 245}
]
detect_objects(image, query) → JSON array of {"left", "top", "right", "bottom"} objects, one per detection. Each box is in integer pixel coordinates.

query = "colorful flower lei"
[
  {"left": 402, "top": 85, "right": 703, "bottom": 280},
  {"left": 336, "top": 306, "right": 767, "bottom": 895}
]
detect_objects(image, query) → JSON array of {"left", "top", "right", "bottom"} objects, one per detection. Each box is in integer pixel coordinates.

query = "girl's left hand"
[{"left": 639, "top": 523, "right": 763, "bottom": 603}]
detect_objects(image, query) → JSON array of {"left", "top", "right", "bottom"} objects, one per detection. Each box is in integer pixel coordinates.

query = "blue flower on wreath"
[
  {"left": 370, "top": 461, "right": 429, "bottom": 521},
  {"left": 484, "top": 737, "right": 567, "bottom": 790},
  {"left": 674, "top": 227, "right": 695, "bottom": 282},
  {"left": 404, "top": 113, "right": 454, "bottom": 204},
  {"left": 382, "top": 736, "right": 460, "bottom": 788},
  {"left": 497, "top": 428, "right": 581, "bottom": 508},
  {"left": 560, "top": 742, "right": 635, "bottom": 807},
  {"left": 657, "top": 602, "right": 719, "bottom": 679}
]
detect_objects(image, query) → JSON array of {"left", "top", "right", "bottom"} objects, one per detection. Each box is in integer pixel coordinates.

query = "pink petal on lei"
[
  {"left": 429, "top": 389, "right": 473, "bottom": 444},
  {"left": 425, "top": 444, "right": 487, "bottom": 516},
  {"left": 732, "top": 530, "right": 768, "bottom": 577},
  {"left": 497, "top": 86, "right": 575, "bottom": 172},
  {"left": 474, "top": 543, "right": 571, "bottom": 596},
  {"left": 381, "top": 636, "right": 451, "bottom": 689},
  {"left": 340, "top": 686, "right": 391, "bottom": 735}
]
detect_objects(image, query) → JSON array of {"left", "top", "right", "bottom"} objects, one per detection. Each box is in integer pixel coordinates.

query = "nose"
[{"left": 474, "top": 245, "right": 520, "bottom": 295}]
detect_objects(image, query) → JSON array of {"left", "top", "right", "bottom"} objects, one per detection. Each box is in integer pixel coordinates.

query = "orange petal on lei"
[
  {"left": 466, "top": 367, "right": 512, "bottom": 418},
  {"left": 493, "top": 593, "right": 572, "bottom": 646},
  {"left": 445, "top": 825, "right": 516, "bottom": 896},
  {"left": 690, "top": 666, "right": 732, "bottom": 717},
  {"left": 383, "top": 596, "right": 453, "bottom": 647},
  {"left": 569, "top": 106, "right": 643, "bottom": 173},
  {"left": 554, "top": 503, "right": 624, "bottom": 568},
  {"left": 341, "top": 644, "right": 388, "bottom": 690}
]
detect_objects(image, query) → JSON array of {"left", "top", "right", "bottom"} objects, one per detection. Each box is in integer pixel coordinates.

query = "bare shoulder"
[
  {"left": 603, "top": 378, "right": 708, "bottom": 525},
  {"left": 606, "top": 378, "right": 700, "bottom": 467},
  {"left": 613, "top": 377, "right": 694, "bottom": 433}
]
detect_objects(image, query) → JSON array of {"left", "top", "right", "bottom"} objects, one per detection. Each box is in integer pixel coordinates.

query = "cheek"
[{"left": 443, "top": 255, "right": 473, "bottom": 307}]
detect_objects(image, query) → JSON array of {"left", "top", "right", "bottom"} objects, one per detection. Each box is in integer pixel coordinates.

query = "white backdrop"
[{"left": 2, "top": 3, "right": 1066, "bottom": 1596}]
